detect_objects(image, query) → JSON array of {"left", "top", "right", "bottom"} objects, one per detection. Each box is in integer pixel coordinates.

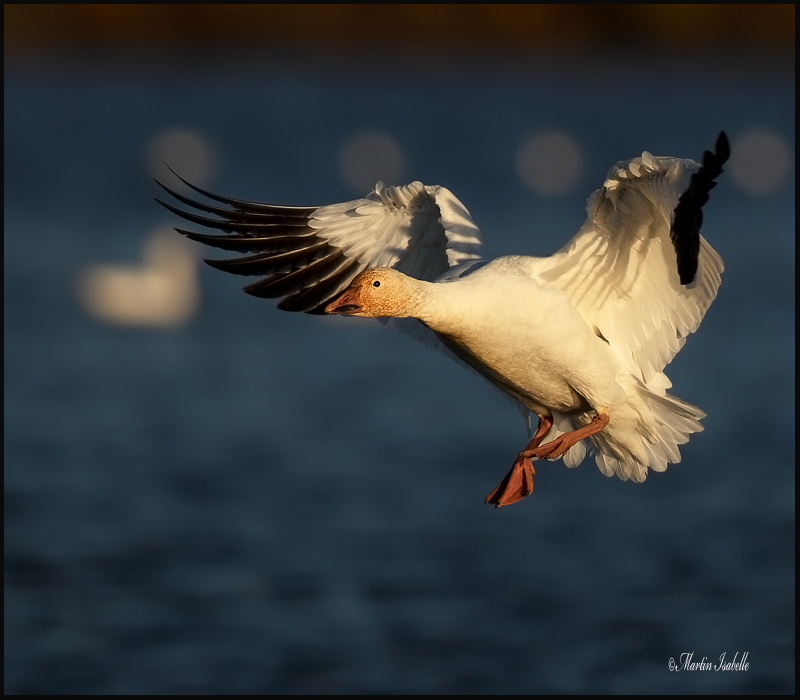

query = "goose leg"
[
  {"left": 485, "top": 415, "right": 553, "bottom": 508},
  {"left": 528, "top": 412, "right": 609, "bottom": 460}
]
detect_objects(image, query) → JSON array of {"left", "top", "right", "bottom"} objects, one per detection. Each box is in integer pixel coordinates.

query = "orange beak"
[{"left": 325, "top": 287, "right": 363, "bottom": 315}]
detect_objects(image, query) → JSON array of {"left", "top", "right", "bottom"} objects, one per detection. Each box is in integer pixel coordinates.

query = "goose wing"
[
  {"left": 536, "top": 132, "right": 728, "bottom": 384},
  {"left": 156, "top": 177, "right": 489, "bottom": 315}
]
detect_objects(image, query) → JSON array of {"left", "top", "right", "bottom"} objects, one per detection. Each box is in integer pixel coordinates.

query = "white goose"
[{"left": 157, "top": 132, "right": 728, "bottom": 507}]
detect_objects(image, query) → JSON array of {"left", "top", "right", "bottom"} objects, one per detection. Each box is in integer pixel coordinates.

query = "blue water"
[{"left": 4, "top": 53, "right": 795, "bottom": 693}]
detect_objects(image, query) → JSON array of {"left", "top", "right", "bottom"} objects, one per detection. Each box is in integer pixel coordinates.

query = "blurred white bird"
[
  {"left": 77, "top": 228, "right": 198, "bottom": 328},
  {"left": 157, "top": 132, "right": 728, "bottom": 507}
]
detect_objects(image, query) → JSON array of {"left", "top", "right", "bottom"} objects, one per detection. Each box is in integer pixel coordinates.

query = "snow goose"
[{"left": 156, "top": 132, "right": 728, "bottom": 507}]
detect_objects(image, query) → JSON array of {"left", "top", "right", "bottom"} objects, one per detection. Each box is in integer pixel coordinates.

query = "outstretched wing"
[
  {"left": 536, "top": 132, "right": 728, "bottom": 383},
  {"left": 156, "top": 177, "right": 489, "bottom": 314}
]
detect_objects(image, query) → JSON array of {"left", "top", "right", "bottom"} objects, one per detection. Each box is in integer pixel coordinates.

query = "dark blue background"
[{"left": 4, "top": 52, "right": 795, "bottom": 693}]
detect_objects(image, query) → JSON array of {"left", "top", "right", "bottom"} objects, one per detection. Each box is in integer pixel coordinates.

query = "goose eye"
[{"left": 373, "top": 280, "right": 381, "bottom": 288}]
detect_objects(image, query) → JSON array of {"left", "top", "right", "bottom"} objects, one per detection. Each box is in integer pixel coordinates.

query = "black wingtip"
[
  {"left": 670, "top": 132, "right": 729, "bottom": 285},
  {"left": 156, "top": 166, "right": 318, "bottom": 215},
  {"left": 714, "top": 131, "right": 731, "bottom": 165}
]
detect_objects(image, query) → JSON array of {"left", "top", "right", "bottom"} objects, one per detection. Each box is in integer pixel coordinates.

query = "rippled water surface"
[{"left": 4, "top": 55, "right": 795, "bottom": 693}]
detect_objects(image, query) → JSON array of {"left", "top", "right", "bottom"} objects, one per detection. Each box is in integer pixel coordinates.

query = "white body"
[{"left": 421, "top": 258, "right": 621, "bottom": 417}]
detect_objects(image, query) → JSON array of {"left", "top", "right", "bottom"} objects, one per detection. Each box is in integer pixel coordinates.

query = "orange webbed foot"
[
  {"left": 484, "top": 456, "right": 535, "bottom": 508},
  {"left": 485, "top": 414, "right": 552, "bottom": 508},
  {"left": 484, "top": 413, "right": 610, "bottom": 508}
]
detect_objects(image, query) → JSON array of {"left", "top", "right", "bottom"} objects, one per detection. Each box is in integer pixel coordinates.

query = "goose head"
[{"left": 325, "top": 268, "right": 426, "bottom": 319}]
